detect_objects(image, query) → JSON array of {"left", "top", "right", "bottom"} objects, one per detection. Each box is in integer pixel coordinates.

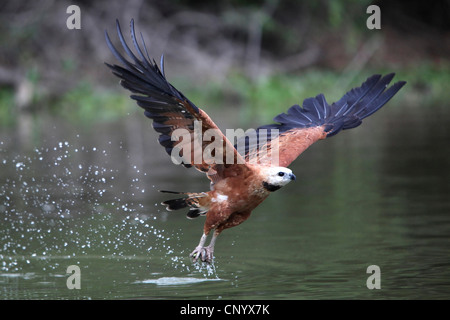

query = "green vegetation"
[
  {"left": 394, "top": 63, "right": 450, "bottom": 107},
  {"left": 0, "top": 1, "right": 447, "bottom": 129},
  {"left": 0, "top": 62, "right": 447, "bottom": 128},
  {"left": 177, "top": 64, "right": 449, "bottom": 126},
  {"left": 0, "top": 88, "right": 14, "bottom": 127},
  {"left": 53, "top": 82, "right": 131, "bottom": 125}
]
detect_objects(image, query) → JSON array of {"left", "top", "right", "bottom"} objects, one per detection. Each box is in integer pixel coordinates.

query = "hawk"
[{"left": 105, "top": 20, "right": 406, "bottom": 263}]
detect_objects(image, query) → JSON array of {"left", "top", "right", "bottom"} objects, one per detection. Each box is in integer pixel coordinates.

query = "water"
[{"left": 1, "top": 104, "right": 450, "bottom": 299}]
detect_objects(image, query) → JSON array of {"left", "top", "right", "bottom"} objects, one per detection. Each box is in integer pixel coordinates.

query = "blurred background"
[
  {"left": 0, "top": 0, "right": 449, "bottom": 300},
  {"left": 0, "top": 0, "right": 448, "bottom": 130}
]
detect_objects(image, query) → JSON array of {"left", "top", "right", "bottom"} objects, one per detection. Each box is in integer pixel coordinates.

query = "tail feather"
[
  {"left": 159, "top": 190, "right": 209, "bottom": 219},
  {"left": 162, "top": 198, "right": 189, "bottom": 211}
]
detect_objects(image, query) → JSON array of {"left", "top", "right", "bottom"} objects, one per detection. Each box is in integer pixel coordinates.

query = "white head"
[{"left": 261, "top": 166, "right": 296, "bottom": 192}]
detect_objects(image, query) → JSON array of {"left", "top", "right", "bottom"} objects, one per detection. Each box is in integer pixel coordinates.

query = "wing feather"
[
  {"left": 105, "top": 20, "right": 245, "bottom": 176},
  {"left": 237, "top": 74, "right": 406, "bottom": 167}
]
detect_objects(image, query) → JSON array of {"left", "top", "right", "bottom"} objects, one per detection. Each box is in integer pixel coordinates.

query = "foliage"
[
  {"left": 0, "top": 88, "right": 14, "bottom": 127},
  {"left": 176, "top": 63, "right": 448, "bottom": 126},
  {"left": 0, "top": 1, "right": 447, "bottom": 128},
  {"left": 53, "top": 82, "right": 131, "bottom": 125},
  {"left": 1, "top": 62, "right": 447, "bottom": 129}
]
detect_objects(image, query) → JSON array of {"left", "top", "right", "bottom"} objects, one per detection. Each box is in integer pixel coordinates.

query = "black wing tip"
[
  {"left": 106, "top": 18, "right": 170, "bottom": 77},
  {"left": 263, "top": 73, "right": 406, "bottom": 139},
  {"left": 105, "top": 19, "right": 201, "bottom": 113},
  {"left": 105, "top": 19, "right": 165, "bottom": 84},
  {"left": 395, "top": 80, "right": 407, "bottom": 89},
  {"left": 324, "top": 73, "right": 406, "bottom": 137}
]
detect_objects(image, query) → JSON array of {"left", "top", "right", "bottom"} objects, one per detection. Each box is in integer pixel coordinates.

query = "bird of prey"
[{"left": 105, "top": 20, "right": 406, "bottom": 263}]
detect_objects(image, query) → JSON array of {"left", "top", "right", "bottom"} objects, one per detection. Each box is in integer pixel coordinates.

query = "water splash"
[
  {"left": 136, "top": 276, "right": 223, "bottom": 286},
  {"left": 0, "top": 137, "right": 216, "bottom": 279}
]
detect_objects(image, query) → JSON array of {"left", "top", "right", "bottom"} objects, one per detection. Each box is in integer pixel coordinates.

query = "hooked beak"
[{"left": 290, "top": 173, "right": 296, "bottom": 181}]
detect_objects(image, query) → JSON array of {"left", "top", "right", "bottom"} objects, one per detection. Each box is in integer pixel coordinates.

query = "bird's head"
[{"left": 261, "top": 166, "right": 296, "bottom": 192}]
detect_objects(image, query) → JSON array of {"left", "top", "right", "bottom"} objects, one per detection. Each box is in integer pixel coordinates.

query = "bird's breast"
[{"left": 212, "top": 174, "right": 269, "bottom": 212}]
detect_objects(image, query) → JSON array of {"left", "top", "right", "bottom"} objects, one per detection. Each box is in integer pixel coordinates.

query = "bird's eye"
[{"left": 278, "top": 172, "right": 285, "bottom": 177}]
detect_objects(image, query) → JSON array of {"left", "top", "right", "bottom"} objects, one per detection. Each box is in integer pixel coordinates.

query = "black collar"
[{"left": 262, "top": 181, "right": 281, "bottom": 192}]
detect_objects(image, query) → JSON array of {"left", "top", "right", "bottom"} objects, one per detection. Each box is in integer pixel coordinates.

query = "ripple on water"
[{"left": 136, "top": 276, "right": 224, "bottom": 286}]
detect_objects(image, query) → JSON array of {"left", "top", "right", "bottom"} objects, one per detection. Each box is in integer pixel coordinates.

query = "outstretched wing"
[
  {"left": 105, "top": 20, "right": 245, "bottom": 177},
  {"left": 238, "top": 74, "right": 406, "bottom": 167}
]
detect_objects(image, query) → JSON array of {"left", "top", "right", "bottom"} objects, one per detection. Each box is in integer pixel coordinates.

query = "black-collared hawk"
[{"left": 105, "top": 20, "right": 406, "bottom": 263}]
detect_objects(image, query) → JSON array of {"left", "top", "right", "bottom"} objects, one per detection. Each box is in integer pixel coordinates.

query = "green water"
[{"left": 1, "top": 104, "right": 450, "bottom": 299}]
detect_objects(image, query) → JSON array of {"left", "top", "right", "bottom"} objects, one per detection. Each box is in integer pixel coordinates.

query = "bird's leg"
[
  {"left": 189, "top": 231, "right": 219, "bottom": 264},
  {"left": 189, "top": 233, "right": 208, "bottom": 263},
  {"left": 202, "top": 231, "right": 219, "bottom": 263}
]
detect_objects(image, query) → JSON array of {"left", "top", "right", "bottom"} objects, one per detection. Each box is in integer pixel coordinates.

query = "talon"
[
  {"left": 190, "top": 232, "right": 217, "bottom": 264},
  {"left": 190, "top": 246, "right": 214, "bottom": 264},
  {"left": 189, "top": 246, "right": 205, "bottom": 263},
  {"left": 204, "top": 245, "right": 214, "bottom": 264}
]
